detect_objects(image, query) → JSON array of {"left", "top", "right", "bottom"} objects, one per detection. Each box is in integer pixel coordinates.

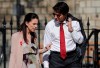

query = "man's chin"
[{"left": 55, "top": 19, "right": 59, "bottom": 22}]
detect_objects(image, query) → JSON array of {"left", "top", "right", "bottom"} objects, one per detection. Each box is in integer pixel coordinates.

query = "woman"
[{"left": 9, "top": 13, "right": 51, "bottom": 68}]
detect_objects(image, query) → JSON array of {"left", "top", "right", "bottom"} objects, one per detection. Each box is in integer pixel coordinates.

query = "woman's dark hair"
[
  {"left": 53, "top": 2, "right": 69, "bottom": 15},
  {"left": 30, "top": 32, "right": 37, "bottom": 44},
  {"left": 19, "top": 13, "right": 39, "bottom": 44}
]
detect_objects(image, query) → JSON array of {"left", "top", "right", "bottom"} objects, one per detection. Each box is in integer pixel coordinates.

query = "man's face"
[{"left": 53, "top": 12, "right": 66, "bottom": 22}]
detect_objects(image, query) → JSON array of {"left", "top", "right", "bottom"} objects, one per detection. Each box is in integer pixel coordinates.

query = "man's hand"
[{"left": 68, "top": 17, "right": 73, "bottom": 32}]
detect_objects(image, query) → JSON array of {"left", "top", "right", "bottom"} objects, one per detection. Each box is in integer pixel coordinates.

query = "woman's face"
[{"left": 26, "top": 18, "right": 38, "bottom": 32}]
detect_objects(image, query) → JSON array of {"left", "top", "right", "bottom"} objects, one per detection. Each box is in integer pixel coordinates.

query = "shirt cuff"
[{"left": 43, "top": 61, "right": 49, "bottom": 68}]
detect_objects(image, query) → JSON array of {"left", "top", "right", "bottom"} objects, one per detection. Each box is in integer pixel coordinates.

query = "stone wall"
[
  {"left": 0, "top": 0, "right": 100, "bottom": 46},
  {"left": 0, "top": 0, "right": 100, "bottom": 66}
]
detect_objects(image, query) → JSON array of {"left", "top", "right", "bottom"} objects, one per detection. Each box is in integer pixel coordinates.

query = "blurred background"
[{"left": 0, "top": 0, "right": 100, "bottom": 68}]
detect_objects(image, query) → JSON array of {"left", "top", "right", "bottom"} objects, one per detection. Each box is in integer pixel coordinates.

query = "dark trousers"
[{"left": 49, "top": 50, "right": 81, "bottom": 68}]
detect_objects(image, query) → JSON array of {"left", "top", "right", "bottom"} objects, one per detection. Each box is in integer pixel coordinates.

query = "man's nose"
[{"left": 54, "top": 15, "right": 57, "bottom": 19}]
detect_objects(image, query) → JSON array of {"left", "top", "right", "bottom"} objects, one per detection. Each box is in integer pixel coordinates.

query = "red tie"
[{"left": 60, "top": 23, "right": 66, "bottom": 59}]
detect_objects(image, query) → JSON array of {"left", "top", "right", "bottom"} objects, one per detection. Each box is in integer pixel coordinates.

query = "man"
[{"left": 43, "top": 2, "right": 84, "bottom": 68}]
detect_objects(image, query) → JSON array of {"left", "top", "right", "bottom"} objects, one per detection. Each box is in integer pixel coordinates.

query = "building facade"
[{"left": 0, "top": 0, "right": 100, "bottom": 67}]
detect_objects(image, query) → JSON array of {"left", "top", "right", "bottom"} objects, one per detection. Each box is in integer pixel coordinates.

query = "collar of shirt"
[{"left": 54, "top": 19, "right": 68, "bottom": 26}]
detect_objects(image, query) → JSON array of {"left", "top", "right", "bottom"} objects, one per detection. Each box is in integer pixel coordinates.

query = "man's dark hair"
[{"left": 53, "top": 2, "right": 69, "bottom": 15}]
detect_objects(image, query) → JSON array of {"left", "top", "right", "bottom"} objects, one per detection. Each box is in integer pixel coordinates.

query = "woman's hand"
[
  {"left": 45, "top": 43, "right": 51, "bottom": 51},
  {"left": 39, "top": 43, "right": 52, "bottom": 53}
]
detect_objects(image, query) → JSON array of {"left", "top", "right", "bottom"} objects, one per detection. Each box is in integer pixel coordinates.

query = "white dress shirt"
[{"left": 43, "top": 19, "right": 84, "bottom": 68}]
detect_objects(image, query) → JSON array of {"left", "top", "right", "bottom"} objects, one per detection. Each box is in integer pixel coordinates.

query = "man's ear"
[{"left": 65, "top": 13, "right": 68, "bottom": 21}]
